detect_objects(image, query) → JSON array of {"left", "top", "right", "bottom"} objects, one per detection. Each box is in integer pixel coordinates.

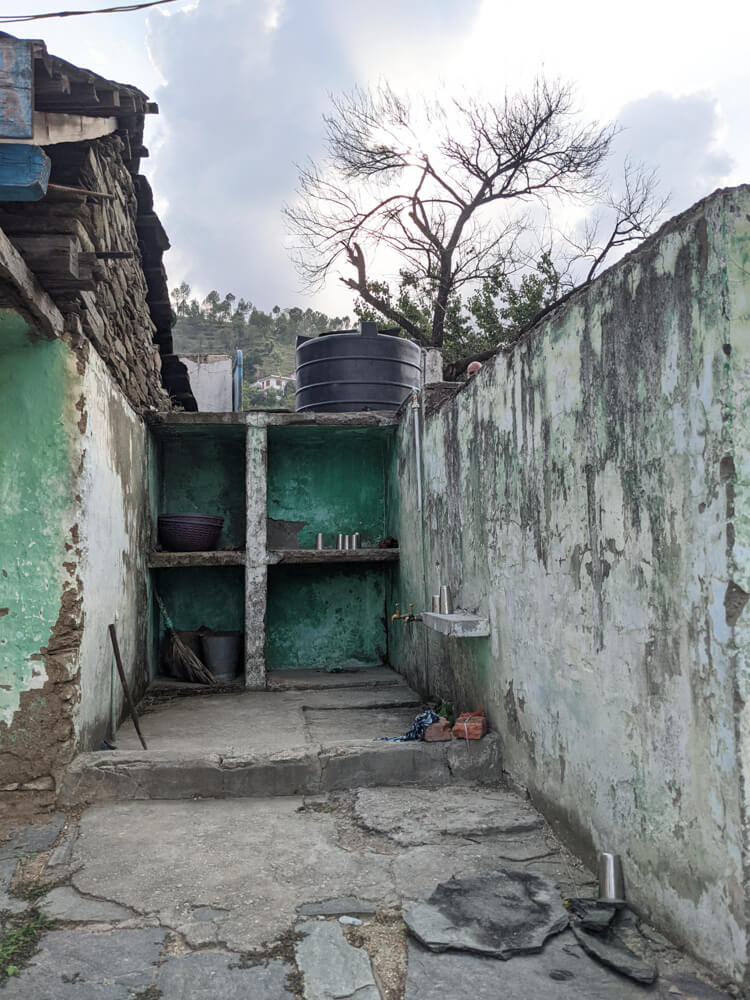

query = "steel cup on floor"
[{"left": 598, "top": 852, "right": 625, "bottom": 906}]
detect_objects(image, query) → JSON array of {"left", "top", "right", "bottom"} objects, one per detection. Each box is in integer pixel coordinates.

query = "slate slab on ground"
[
  {"left": 9, "top": 927, "right": 166, "bottom": 999},
  {"left": 353, "top": 786, "right": 544, "bottom": 846},
  {"left": 0, "top": 855, "right": 26, "bottom": 914},
  {"left": 40, "top": 885, "right": 134, "bottom": 923},
  {"left": 404, "top": 931, "right": 672, "bottom": 999},
  {"left": 403, "top": 869, "right": 569, "bottom": 957},
  {"left": 0, "top": 814, "right": 66, "bottom": 860},
  {"left": 156, "top": 951, "right": 294, "bottom": 999},
  {"left": 295, "top": 920, "right": 379, "bottom": 1000},
  {"left": 571, "top": 921, "right": 658, "bottom": 983}
]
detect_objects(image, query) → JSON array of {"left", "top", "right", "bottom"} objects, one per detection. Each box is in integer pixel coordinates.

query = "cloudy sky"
[{"left": 6, "top": 0, "right": 749, "bottom": 315}]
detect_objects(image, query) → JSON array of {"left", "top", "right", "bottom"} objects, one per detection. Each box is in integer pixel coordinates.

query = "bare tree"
[
  {"left": 560, "top": 159, "right": 669, "bottom": 282},
  {"left": 285, "top": 78, "right": 616, "bottom": 350}
]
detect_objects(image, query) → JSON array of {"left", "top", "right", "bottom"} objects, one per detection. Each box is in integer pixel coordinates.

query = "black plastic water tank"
[{"left": 295, "top": 322, "right": 421, "bottom": 412}]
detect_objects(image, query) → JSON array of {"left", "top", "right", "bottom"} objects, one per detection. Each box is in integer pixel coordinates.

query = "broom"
[{"left": 154, "top": 591, "right": 216, "bottom": 685}]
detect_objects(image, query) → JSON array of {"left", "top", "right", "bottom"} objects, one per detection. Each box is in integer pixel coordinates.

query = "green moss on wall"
[
  {"left": 154, "top": 567, "right": 245, "bottom": 633},
  {"left": 0, "top": 313, "right": 72, "bottom": 725},
  {"left": 266, "top": 564, "right": 388, "bottom": 669},
  {"left": 267, "top": 426, "right": 394, "bottom": 548}
]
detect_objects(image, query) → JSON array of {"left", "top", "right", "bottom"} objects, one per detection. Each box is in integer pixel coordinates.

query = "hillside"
[{"left": 170, "top": 284, "right": 353, "bottom": 382}]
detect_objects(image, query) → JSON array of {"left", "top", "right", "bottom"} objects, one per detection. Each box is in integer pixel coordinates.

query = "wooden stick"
[
  {"left": 108, "top": 623, "right": 147, "bottom": 750},
  {"left": 46, "top": 183, "right": 114, "bottom": 200}
]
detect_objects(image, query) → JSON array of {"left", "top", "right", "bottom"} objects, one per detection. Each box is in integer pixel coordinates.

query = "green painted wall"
[
  {"left": 264, "top": 425, "right": 397, "bottom": 669},
  {"left": 159, "top": 427, "right": 245, "bottom": 549},
  {"left": 267, "top": 426, "right": 394, "bottom": 548},
  {"left": 266, "top": 565, "right": 389, "bottom": 669},
  {"left": 154, "top": 567, "right": 245, "bottom": 633},
  {"left": 0, "top": 313, "right": 72, "bottom": 726}
]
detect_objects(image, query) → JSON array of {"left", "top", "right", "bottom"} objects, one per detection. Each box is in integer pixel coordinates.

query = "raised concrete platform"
[{"left": 61, "top": 668, "right": 502, "bottom": 806}]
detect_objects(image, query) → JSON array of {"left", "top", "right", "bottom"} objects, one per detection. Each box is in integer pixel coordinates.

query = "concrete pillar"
[
  {"left": 245, "top": 416, "right": 267, "bottom": 688},
  {"left": 422, "top": 348, "right": 443, "bottom": 385}
]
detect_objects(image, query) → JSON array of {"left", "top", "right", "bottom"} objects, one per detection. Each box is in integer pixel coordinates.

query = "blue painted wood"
[
  {"left": 0, "top": 144, "right": 50, "bottom": 201},
  {"left": 0, "top": 37, "right": 34, "bottom": 140}
]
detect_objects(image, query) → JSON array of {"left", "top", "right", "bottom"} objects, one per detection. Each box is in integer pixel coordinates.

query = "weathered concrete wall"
[
  {"left": 389, "top": 186, "right": 750, "bottom": 983},
  {"left": 181, "top": 354, "right": 233, "bottom": 412},
  {"left": 0, "top": 310, "right": 149, "bottom": 823},
  {"left": 74, "top": 344, "right": 150, "bottom": 751}
]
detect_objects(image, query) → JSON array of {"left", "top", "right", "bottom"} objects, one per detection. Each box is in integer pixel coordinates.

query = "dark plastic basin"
[{"left": 158, "top": 514, "right": 224, "bottom": 552}]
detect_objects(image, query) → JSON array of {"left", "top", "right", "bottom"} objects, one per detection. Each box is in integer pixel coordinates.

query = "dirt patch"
[
  {"left": 136, "top": 682, "right": 244, "bottom": 715},
  {"left": 10, "top": 850, "right": 73, "bottom": 903},
  {"left": 343, "top": 909, "right": 407, "bottom": 1000},
  {"left": 0, "top": 909, "right": 55, "bottom": 985},
  {"left": 234, "top": 927, "right": 305, "bottom": 999},
  {"left": 298, "top": 792, "right": 400, "bottom": 857},
  {"left": 0, "top": 570, "right": 84, "bottom": 831},
  {"left": 132, "top": 988, "right": 162, "bottom": 1000}
]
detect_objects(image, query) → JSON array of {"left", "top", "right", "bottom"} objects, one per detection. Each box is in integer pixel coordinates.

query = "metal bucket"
[{"left": 200, "top": 631, "right": 243, "bottom": 681}]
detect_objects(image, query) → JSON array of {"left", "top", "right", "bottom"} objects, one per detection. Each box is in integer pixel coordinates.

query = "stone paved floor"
[{"left": 0, "top": 785, "right": 734, "bottom": 999}]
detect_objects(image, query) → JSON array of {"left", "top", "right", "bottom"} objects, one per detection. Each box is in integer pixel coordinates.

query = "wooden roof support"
[
  {"left": 0, "top": 226, "right": 64, "bottom": 339},
  {"left": 1, "top": 112, "right": 118, "bottom": 147}
]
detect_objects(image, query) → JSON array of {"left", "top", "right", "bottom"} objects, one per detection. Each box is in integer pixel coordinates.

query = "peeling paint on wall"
[
  {"left": 390, "top": 186, "right": 750, "bottom": 984},
  {"left": 0, "top": 311, "right": 81, "bottom": 816},
  {"left": 0, "top": 307, "right": 151, "bottom": 820},
  {"left": 0, "top": 312, "right": 75, "bottom": 727}
]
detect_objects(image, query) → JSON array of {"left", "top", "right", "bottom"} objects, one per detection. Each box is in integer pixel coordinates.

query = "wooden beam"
[
  {"left": 0, "top": 37, "right": 34, "bottom": 140},
  {"left": 1, "top": 111, "right": 118, "bottom": 146},
  {"left": 94, "top": 250, "right": 135, "bottom": 259},
  {"left": 46, "top": 183, "right": 115, "bottom": 201},
  {"left": 0, "top": 227, "right": 64, "bottom": 339},
  {"left": 0, "top": 144, "right": 50, "bottom": 201},
  {"left": 33, "top": 72, "right": 70, "bottom": 98},
  {"left": 10, "top": 235, "right": 79, "bottom": 280}
]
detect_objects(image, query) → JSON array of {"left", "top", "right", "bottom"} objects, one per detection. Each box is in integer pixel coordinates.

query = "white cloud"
[
  {"left": 613, "top": 93, "right": 733, "bottom": 215},
  {"left": 6, "top": 0, "right": 748, "bottom": 316}
]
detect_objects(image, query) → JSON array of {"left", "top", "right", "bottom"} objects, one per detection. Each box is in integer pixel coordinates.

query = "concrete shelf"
[
  {"left": 421, "top": 611, "right": 490, "bottom": 638},
  {"left": 148, "top": 550, "right": 245, "bottom": 568},
  {"left": 252, "top": 411, "right": 400, "bottom": 428},
  {"left": 267, "top": 548, "right": 399, "bottom": 565}
]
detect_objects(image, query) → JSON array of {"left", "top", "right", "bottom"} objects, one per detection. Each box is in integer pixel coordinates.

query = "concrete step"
[{"left": 60, "top": 735, "right": 501, "bottom": 806}]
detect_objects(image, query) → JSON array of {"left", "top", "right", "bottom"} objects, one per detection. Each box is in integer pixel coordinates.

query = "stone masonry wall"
[
  {"left": 67, "top": 136, "right": 168, "bottom": 411},
  {"left": 0, "top": 133, "right": 170, "bottom": 413},
  {"left": 388, "top": 186, "right": 750, "bottom": 985}
]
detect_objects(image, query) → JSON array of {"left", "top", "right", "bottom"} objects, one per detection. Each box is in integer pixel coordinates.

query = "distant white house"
[{"left": 252, "top": 374, "right": 295, "bottom": 393}]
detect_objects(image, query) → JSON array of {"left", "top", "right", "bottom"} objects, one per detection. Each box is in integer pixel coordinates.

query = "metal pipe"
[
  {"left": 232, "top": 349, "right": 244, "bottom": 411},
  {"left": 412, "top": 392, "right": 422, "bottom": 513}
]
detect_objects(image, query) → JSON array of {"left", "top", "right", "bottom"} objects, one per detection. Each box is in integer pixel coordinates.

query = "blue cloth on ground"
[{"left": 377, "top": 709, "right": 441, "bottom": 742}]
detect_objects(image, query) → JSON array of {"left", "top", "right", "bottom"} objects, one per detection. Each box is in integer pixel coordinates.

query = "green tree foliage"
[
  {"left": 242, "top": 380, "right": 297, "bottom": 410},
  {"left": 354, "top": 253, "right": 562, "bottom": 366},
  {"left": 170, "top": 282, "right": 352, "bottom": 382}
]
